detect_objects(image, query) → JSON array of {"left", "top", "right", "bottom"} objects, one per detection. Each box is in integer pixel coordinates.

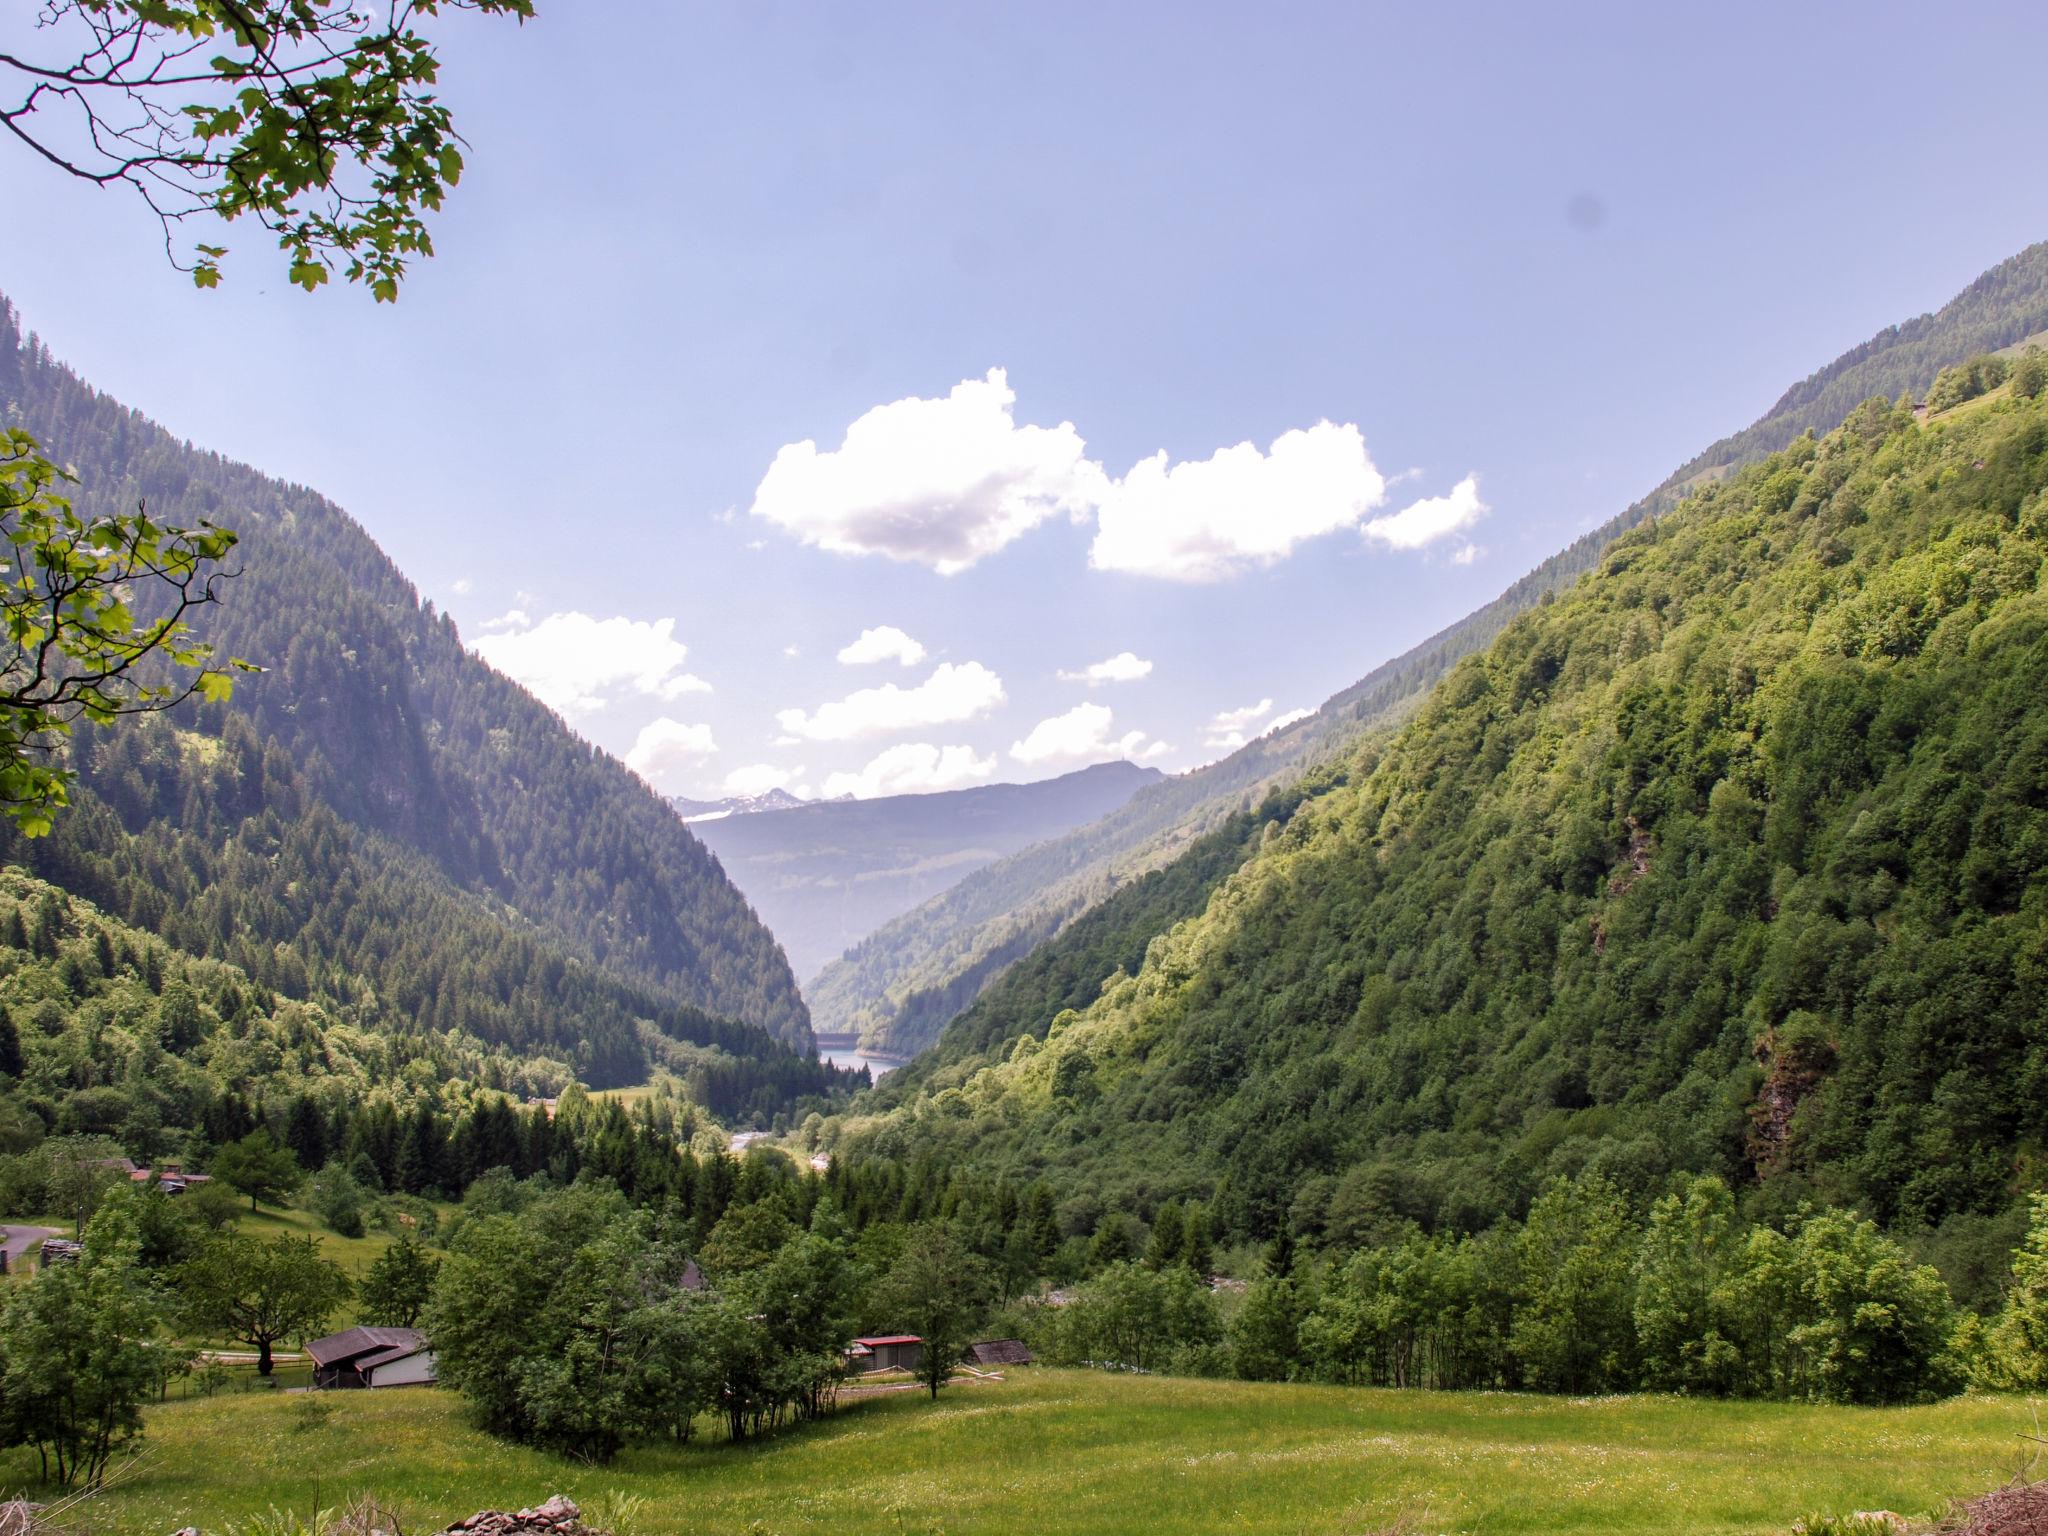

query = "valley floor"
[{"left": 10, "top": 1371, "right": 2042, "bottom": 1536}]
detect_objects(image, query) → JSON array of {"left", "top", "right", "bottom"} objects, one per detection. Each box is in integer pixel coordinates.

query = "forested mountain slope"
[
  {"left": 688, "top": 761, "right": 1161, "bottom": 983},
  {"left": 812, "top": 241, "right": 2048, "bottom": 1059},
  {"left": 0, "top": 295, "right": 828, "bottom": 1096},
  {"left": 839, "top": 378, "right": 2048, "bottom": 1247}
]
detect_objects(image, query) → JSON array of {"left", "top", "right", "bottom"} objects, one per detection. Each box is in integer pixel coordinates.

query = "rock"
[{"left": 433, "top": 1498, "right": 586, "bottom": 1536}]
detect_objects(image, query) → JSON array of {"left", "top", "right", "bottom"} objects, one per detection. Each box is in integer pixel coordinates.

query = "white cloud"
[
  {"left": 749, "top": 368, "right": 1107, "bottom": 575},
  {"left": 1010, "top": 702, "right": 1169, "bottom": 766},
  {"left": 837, "top": 625, "right": 927, "bottom": 667},
  {"left": 1091, "top": 422, "right": 1389, "bottom": 582},
  {"left": 451, "top": 577, "right": 473, "bottom": 596},
  {"left": 1204, "top": 698, "right": 1278, "bottom": 751},
  {"left": 783, "top": 644, "right": 802, "bottom": 659},
  {"left": 471, "top": 612, "right": 711, "bottom": 714},
  {"left": 1058, "top": 651, "right": 1154, "bottom": 686},
  {"left": 625, "top": 718, "right": 718, "bottom": 789},
  {"left": 1204, "top": 699, "right": 1314, "bottom": 752},
  {"left": 480, "top": 608, "right": 529, "bottom": 633},
  {"left": 751, "top": 368, "right": 1472, "bottom": 583},
  {"left": 776, "top": 660, "right": 1005, "bottom": 742},
  {"left": 1363, "top": 473, "right": 1488, "bottom": 551},
  {"left": 822, "top": 743, "right": 997, "bottom": 800},
  {"left": 1452, "top": 542, "right": 1484, "bottom": 566},
  {"left": 723, "top": 762, "right": 803, "bottom": 798}
]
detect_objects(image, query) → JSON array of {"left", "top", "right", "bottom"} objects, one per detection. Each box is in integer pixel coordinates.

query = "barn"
[
  {"left": 849, "top": 1335, "right": 923, "bottom": 1374},
  {"left": 307, "top": 1326, "right": 436, "bottom": 1389}
]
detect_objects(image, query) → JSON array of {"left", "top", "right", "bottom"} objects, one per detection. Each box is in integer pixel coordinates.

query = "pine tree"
[
  {"left": 284, "top": 1094, "right": 329, "bottom": 1171},
  {"left": 0, "top": 1003, "right": 21, "bottom": 1077},
  {"left": 1145, "top": 1202, "right": 1186, "bottom": 1270}
]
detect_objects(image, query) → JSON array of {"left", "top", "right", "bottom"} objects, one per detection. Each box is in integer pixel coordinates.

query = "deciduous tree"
[{"left": 177, "top": 1231, "right": 350, "bottom": 1375}]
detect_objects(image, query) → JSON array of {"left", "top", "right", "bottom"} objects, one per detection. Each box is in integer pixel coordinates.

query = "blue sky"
[{"left": 5, "top": 1, "right": 2046, "bottom": 799}]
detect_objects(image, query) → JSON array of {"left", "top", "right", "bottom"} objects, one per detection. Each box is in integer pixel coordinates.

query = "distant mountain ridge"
[
  {"left": 684, "top": 761, "right": 1164, "bottom": 984},
  {"left": 0, "top": 291, "right": 828, "bottom": 1094},
  {"left": 811, "top": 239, "right": 2048, "bottom": 1057},
  {"left": 673, "top": 788, "right": 815, "bottom": 821}
]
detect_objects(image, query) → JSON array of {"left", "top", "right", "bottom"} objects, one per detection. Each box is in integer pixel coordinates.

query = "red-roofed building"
[{"left": 848, "top": 1334, "right": 922, "bottom": 1374}]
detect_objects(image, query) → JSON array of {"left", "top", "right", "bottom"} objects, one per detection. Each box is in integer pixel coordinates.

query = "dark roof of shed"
[
  {"left": 306, "top": 1326, "right": 425, "bottom": 1368},
  {"left": 967, "top": 1339, "right": 1034, "bottom": 1365}
]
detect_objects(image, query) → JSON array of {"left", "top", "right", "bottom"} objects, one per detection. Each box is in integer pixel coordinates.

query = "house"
[
  {"left": 307, "top": 1326, "right": 436, "bottom": 1389},
  {"left": 142, "top": 1162, "right": 212, "bottom": 1194},
  {"left": 848, "top": 1335, "right": 923, "bottom": 1374},
  {"left": 967, "top": 1339, "right": 1034, "bottom": 1367},
  {"left": 95, "top": 1158, "right": 212, "bottom": 1194}
]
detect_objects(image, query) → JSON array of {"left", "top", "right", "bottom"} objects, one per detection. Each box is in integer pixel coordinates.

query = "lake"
[{"left": 820, "top": 1042, "right": 906, "bottom": 1078}]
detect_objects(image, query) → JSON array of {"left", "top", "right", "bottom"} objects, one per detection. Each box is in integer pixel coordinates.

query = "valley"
[{"left": 1, "top": 9, "right": 2046, "bottom": 1530}]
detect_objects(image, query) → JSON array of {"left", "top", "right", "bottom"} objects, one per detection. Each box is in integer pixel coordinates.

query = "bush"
[{"left": 310, "top": 1163, "right": 366, "bottom": 1238}]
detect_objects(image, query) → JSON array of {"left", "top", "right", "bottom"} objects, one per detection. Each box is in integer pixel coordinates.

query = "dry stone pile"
[{"left": 436, "top": 1496, "right": 592, "bottom": 1536}]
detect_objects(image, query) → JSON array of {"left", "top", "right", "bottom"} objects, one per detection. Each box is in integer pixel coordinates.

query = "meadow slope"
[{"left": 11, "top": 1373, "right": 2043, "bottom": 1536}]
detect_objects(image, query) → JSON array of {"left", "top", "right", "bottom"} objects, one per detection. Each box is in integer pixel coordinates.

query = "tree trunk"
[{"left": 257, "top": 1336, "right": 274, "bottom": 1376}]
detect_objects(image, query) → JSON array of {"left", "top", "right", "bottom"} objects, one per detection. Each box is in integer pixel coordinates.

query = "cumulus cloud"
[
  {"left": 625, "top": 718, "right": 718, "bottom": 789},
  {"left": 823, "top": 743, "right": 997, "bottom": 800},
  {"left": 1010, "top": 702, "right": 1169, "bottom": 766},
  {"left": 749, "top": 369, "right": 1107, "bottom": 575},
  {"left": 1205, "top": 698, "right": 1273, "bottom": 750},
  {"left": 1204, "top": 699, "right": 1315, "bottom": 752},
  {"left": 776, "top": 661, "right": 1005, "bottom": 742},
  {"left": 471, "top": 612, "right": 711, "bottom": 714},
  {"left": 1453, "top": 542, "right": 1484, "bottom": 566},
  {"left": 480, "top": 608, "right": 529, "bottom": 633},
  {"left": 750, "top": 368, "right": 1475, "bottom": 583},
  {"left": 722, "top": 762, "right": 804, "bottom": 798},
  {"left": 1058, "top": 651, "right": 1154, "bottom": 686},
  {"left": 837, "top": 625, "right": 927, "bottom": 667},
  {"left": 1363, "top": 473, "right": 1488, "bottom": 551},
  {"left": 451, "top": 577, "right": 473, "bottom": 596},
  {"left": 1091, "top": 422, "right": 1390, "bottom": 582}
]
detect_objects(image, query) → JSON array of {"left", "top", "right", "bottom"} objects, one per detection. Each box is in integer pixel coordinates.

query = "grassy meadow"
[{"left": 7, "top": 1371, "right": 2042, "bottom": 1536}]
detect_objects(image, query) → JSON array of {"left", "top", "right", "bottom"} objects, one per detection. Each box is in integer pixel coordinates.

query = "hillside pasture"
[{"left": 5, "top": 1370, "right": 2040, "bottom": 1536}]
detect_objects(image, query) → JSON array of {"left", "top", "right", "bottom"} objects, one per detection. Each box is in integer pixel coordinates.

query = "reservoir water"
[{"left": 820, "top": 1042, "right": 906, "bottom": 1078}]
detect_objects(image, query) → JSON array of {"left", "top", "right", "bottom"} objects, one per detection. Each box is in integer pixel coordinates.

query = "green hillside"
[
  {"left": 840, "top": 374, "right": 2048, "bottom": 1245},
  {"left": 0, "top": 296, "right": 829, "bottom": 1094},
  {"left": 810, "top": 240, "right": 2048, "bottom": 1061}
]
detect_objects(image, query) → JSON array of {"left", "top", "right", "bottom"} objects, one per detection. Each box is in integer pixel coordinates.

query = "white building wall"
[{"left": 366, "top": 1350, "right": 437, "bottom": 1387}]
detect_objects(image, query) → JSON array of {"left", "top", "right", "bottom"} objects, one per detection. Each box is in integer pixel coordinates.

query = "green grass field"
[{"left": 8, "top": 1371, "right": 2042, "bottom": 1536}]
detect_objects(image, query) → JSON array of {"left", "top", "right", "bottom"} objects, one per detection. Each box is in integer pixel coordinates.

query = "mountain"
[
  {"left": 672, "top": 788, "right": 813, "bottom": 820},
  {"left": 842, "top": 366, "right": 2048, "bottom": 1249},
  {"left": 810, "top": 241, "right": 2048, "bottom": 1058},
  {"left": 682, "top": 761, "right": 1164, "bottom": 984},
  {"left": 0, "top": 293, "right": 831, "bottom": 1098}
]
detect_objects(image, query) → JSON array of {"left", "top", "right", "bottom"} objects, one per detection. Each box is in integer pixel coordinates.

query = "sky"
[{"left": 3, "top": 2, "right": 2046, "bottom": 801}]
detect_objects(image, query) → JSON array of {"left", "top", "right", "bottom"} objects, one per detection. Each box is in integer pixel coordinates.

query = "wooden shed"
[
  {"left": 849, "top": 1334, "right": 923, "bottom": 1374},
  {"left": 307, "top": 1326, "right": 435, "bottom": 1389},
  {"left": 967, "top": 1339, "right": 1034, "bottom": 1367}
]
